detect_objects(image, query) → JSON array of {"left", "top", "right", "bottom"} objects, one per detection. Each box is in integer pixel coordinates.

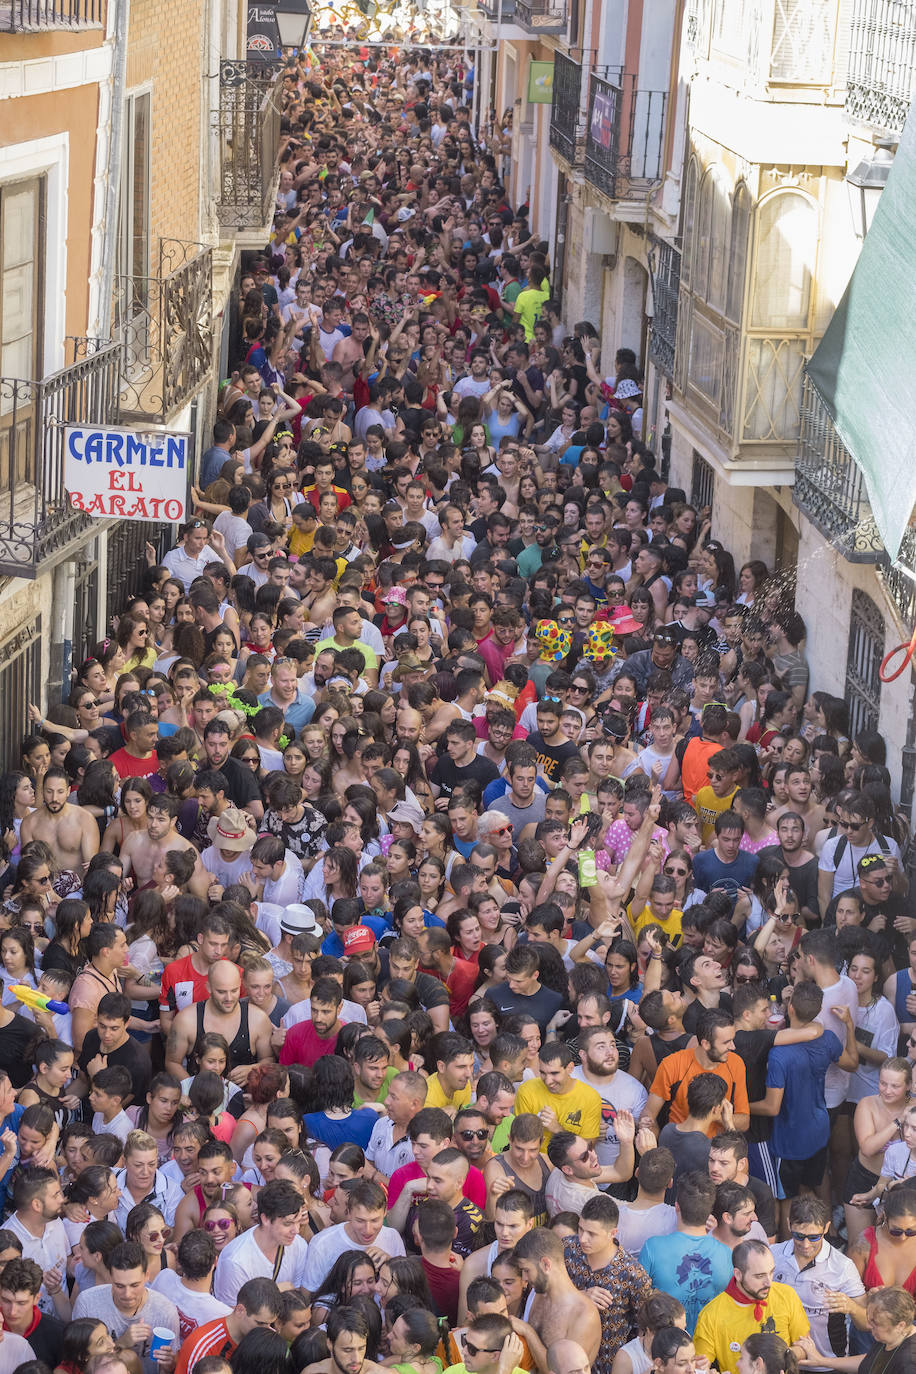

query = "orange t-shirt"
[
  {"left": 649, "top": 1047, "right": 750, "bottom": 1136},
  {"left": 681, "top": 737, "right": 723, "bottom": 807}
]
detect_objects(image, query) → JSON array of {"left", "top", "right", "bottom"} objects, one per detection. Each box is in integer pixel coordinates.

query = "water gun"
[{"left": 11, "top": 985, "right": 68, "bottom": 1015}]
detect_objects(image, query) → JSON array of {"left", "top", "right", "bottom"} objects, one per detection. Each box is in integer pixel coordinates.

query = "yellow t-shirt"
[
  {"left": 425, "top": 1073, "right": 472, "bottom": 1113},
  {"left": 693, "top": 1283, "right": 809, "bottom": 1374},
  {"left": 288, "top": 526, "right": 315, "bottom": 557},
  {"left": 630, "top": 902, "right": 684, "bottom": 946},
  {"left": 514, "top": 1077, "right": 602, "bottom": 1148},
  {"left": 695, "top": 784, "right": 738, "bottom": 846}
]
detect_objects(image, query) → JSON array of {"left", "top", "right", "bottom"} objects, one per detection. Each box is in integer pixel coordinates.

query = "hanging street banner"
[{"left": 64, "top": 425, "right": 191, "bottom": 523}]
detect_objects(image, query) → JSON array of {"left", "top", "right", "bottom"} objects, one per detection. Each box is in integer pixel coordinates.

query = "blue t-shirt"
[
  {"left": 638, "top": 1232, "right": 733, "bottom": 1333},
  {"left": 691, "top": 848, "right": 758, "bottom": 898},
  {"left": 321, "top": 913, "right": 391, "bottom": 957},
  {"left": 482, "top": 774, "right": 550, "bottom": 808},
  {"left": 767, "top": 1030, "right": 842, "bottom": 1160},
  {"left": 0, "top": 1105, "right": 25, "bottom": 1214},
  {"left": 302, "top": 1108, "right": 379, "bottom": 1151}
]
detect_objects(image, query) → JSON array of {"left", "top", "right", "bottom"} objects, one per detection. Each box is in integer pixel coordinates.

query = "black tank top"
[
  {"left": 493, "top": 1152, "right": 550, "bottom": 1227},
  {"left": 648, "top": 1030, "right": 693, "bottom": 1067},
  {"left": 23, "top": 1078, "right": 73, "bottom": 1131},
  {"left": 194, "top": 1000, "right": 254, "bottom": 1068}
]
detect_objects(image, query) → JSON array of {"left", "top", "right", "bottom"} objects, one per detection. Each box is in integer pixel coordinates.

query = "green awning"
[{"left": 807, "top": 114, "right": 916, "bottom": 563}]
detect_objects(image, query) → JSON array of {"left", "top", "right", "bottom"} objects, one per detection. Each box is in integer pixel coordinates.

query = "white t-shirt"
[
  {"left": 571, "top": 1066, "right": 648, "bottom": 1167},
  {"left": 150, "top": 1268, "right": 232, "bottom": 1342},
  {"left": 0, "top": 1331, "right": 35, "bottom": 1372},
  {"left": 366, "top": 1116, "right": 415, "bottom": 1177},
  {"left": 814, "top": 973, "right": 860, "bottom": 1108},
  {"left": 302, "top": 1220, "right": 405, "bottom": 1293},
  {"left": 5, "top": 1214, "right": 69, "bottom": 1315},
  {"left": 200, "top": 846, "right": 252, "bottom": 887},
  {"left": 214, "top": 1226, "right": 310, "bottom": 1305}
]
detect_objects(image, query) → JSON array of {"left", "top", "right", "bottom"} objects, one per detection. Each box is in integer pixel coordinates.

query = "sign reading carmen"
[{"left": 64, "top": 425, "right": 191, "bottom": 523}]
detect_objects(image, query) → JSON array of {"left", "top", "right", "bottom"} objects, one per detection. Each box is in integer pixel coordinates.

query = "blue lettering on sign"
[{"left": 66, "top": 428, "right": 187, "bottom": 470}]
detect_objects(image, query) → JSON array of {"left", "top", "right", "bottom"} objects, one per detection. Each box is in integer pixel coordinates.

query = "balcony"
[
  {"left": 583, "top": 73, "right": 667, "bottom": 203},
  {"left": 95, "top": 239, "right": 213, "bottom": 427},
  {"left": 550, "top": 51, "right": 584, "bottom": 164},
  {"left": 0, "top": 343, "right": 120, "bottom": 579},
  {"left": 477, "top": 0, "right": 516, "bottom": 19},
  {"left": 648, "top": 236, "right": 681, "bottom": 380},
  {"left": 215, "top": 60, "right": 284, "bottom": 232},
  {"left": 793, "top": 373, "right": 884, "bottom": 561},
  {"left": 846, "top": 0, "right": 916, "bottom": 136},
  {"left": 0, "top": 0, "right": 101, "bottom": 28},
  {"left": 514, "top": 0, "right": 566, "bottom": 34}
]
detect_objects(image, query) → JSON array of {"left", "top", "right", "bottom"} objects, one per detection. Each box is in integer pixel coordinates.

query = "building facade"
[
  {"left": 0, "top": 0, "right": 285, "bottom": 736},
  {"left": 475, "top": 0, "right": 916, "bottom": 798}
]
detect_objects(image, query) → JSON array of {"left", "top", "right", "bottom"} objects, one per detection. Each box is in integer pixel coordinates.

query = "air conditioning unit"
[{"left": 584, "top": 207, "right": 618, "bottom": 257}]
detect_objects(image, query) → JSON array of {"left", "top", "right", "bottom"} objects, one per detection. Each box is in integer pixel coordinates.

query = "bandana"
[
  {"left": 581, "top": 622, "right": 616, "bottom": 663},
  {"left": 725, "top": 1278, "right": 767, "bottom": 1323},
  {"left": 535, "top": 620, "right": 572, "bottom": 663}
]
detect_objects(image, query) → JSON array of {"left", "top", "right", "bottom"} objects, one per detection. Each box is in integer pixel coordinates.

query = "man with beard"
[
  {"left": 644, "top": 1008, "right": 750, "bottom": 1135},
  {"left": 165, "top": 960, "right": 274, "bottom": 1086},
  {"left": 303, "top": 1306, "right": 388, "bottom": 1374},
  {"left": 20, "top": 767, "right": 99, "bottom": 878},
  {"left": 512, "top": 1230, "right": 601, "bottom": 1369},
  {"left": 570, "top": 1027, "right": 648, "bottom": 1168},
  {"left": 5, "top": 1168, "right": 69, "bottom": 1319},
  {"left": 120, "top": 794, "right": 210, "bottom": 898},
  {"left": 172, "top": 1139, "right": 237, "bottom": 1238},
  {"left": 693, "top": 1240, "right": 809, "bottom": 1374},
  {"left": 452, "top": 1106, "right": 495, "bottom": 1174},
  {"left": 516, "top": 513, "right": 561, "bottom": 579}
]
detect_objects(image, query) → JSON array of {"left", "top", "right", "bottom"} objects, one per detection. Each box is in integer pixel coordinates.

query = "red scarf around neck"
[{"left": 725, "top": 1277, "right": 767, "bottom": 1322}]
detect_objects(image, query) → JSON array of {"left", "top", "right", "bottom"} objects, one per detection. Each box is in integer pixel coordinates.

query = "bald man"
[
  {"left": 547, "top": 1342, "right": 591, "bottom": 1374},
  {"left": 165, "top": 958, "right": 275, "bottom": 1085}
]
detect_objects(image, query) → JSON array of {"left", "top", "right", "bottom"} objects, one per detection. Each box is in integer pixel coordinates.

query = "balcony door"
[
  {"left": 0, "top": 176, "right": 46, "bottom": 487},
  {"left": 115, "top": 90, "right": 152, "bottom": 377}
]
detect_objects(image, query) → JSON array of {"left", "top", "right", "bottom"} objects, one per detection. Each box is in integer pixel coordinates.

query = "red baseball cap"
[{"left": 343, "top": 925, "right": 376, "bottom": 955}]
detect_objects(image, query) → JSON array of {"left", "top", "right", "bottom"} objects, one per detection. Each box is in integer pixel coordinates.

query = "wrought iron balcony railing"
[
  {"left": 846, "top": 0, "right": 916, "bottom": 136},
  {"left": 550, "top": 51, "right": 584, "bottom": 164},
  {"left": 0, "top": 342, "right": 120, "bottom": 578},
  {"left": 583, "top": 73, "right": 668, "bottom": 201},
  {"left": 476, "top": 0, "right": 516, "bottom": 20},
  {"left": 0, "top": 0, "right": 101, "bottom": 29},
  {"left": 215, "top": 60, "right": 284, "bottom": 231},
  {"left": 514, "top": 0, "right": 566, "bottom": 33},
  {"left": 88, "top": 239, "right": 213, "bottom": 427},
  {"left": 793, "top": 372, "right": 884, "bottom": 562},
  {"left": 648, "top": 236, "right": 681, "bottom": 380}
]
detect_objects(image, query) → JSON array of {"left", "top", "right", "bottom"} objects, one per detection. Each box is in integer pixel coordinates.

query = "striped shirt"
[{"left": 174, "top": 1316, "right": 236, "bottom": 1374}]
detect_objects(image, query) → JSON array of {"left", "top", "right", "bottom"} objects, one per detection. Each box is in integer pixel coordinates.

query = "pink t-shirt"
[{"left": 387, "top": 1160, "right": 486, "bottom": 1210}]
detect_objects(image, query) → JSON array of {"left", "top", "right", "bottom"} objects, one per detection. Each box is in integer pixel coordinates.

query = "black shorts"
[
  {"left": 776, "top": 1146, "right": 828, "bottom": 1199},
  {"left": 844, "top": 1156, "right": 880, "bottom": 1206}
]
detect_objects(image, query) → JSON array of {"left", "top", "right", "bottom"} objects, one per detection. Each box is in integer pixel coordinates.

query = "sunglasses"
[
  {"left": 80, "top": 699, "right": 101, "bottom": 710},
  {"left": 464, "top": 1342, "right": 505, "bottom": 1358},
  {"left": 204, "top": 1218, "right": 234, "bottom": 1232},
  {"left": 789, "top": 1230, "right": 824, "bottom": 1243},
  {"left": 887, "top": 1226, "right": 916, "bottom": 1238},
  {"left": 457, "top": 1128, "right": 489, "bottom": 1141},
  {"left": 570, "top": 684, "right": 589, "bottom": 693},
  {"left": 665, "top": 867, "right": 689, "bottom": 877},
  {"left": 144, "top": 1230, "right": 169, "bottom": 1242},
  {"left": 864, "top": 874, "right": 891, "bottom": 886},
  {"left": 734, "top": 974, "right": 761, "bottom": 984}
]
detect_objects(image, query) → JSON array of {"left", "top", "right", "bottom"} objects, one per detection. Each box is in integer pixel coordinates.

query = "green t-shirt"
[
  {"left": 314, "top": 635, "right": 379, "bottom": 674},
  {"left": 353, "top": 1064, "right": 397, "bottom": 1108},
  {"left": 515, "top": 283, "right": 550, "bottom": 341},
  {"left": 491, "top": 1115, "right": 513, "bottom": 1153}
]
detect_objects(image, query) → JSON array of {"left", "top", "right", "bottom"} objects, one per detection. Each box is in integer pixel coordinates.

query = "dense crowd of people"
[{"left": 3, "top": 34, "right": 916, "bottom": 1374}]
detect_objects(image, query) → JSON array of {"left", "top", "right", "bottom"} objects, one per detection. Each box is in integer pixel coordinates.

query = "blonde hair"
[{"left": 124, "top": 1129, "right": 157, "bottom": 1157}]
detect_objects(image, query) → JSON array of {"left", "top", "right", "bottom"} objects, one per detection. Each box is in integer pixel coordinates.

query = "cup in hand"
[{"left": 150, "top": 1328, "right": 175, "bottom": 1359}]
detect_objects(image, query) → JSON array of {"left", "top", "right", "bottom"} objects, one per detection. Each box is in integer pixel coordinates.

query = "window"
[
  {"left": 845, "top": 590, "right": 884, "bottom": 738},
  {"left": 681, "top": 158, "right": 698, "bottom": 290},
  {"left": 691, "top": 450, "right": 715, "bottom": 514},
  {"left": 115, "top": 90, "right": 151, "bottom": 343},
  {"left": 0, "top": 619, "right": 42, "bottom": 768},
  {"left": 693, "top": 168, "right": 731, "bottom": 312},
  {"left": 726, "top": 183, "right": 751, "bottom": 322},
  {"left": 751, "top": 191, "right": 817, "bottom": 330},
  {"left": 0, "top": 177, "right": 45, "bottom": 381}
]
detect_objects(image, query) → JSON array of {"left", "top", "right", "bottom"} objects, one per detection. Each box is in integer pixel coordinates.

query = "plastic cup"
[{"left": 150, "top": 1328, "right": 175, "bottom": 1359}]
